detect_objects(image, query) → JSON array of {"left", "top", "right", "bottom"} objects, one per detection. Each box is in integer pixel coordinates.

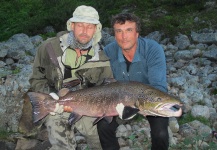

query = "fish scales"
[
  {"left": 59, "top": 84, "right": 135, "bottom": 116},
  {"left": 27, "top": 81, "right": 182, "bottom": 124}
]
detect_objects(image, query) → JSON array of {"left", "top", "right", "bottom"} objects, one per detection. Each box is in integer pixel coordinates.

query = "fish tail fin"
[{"left": 27, "top": 92, "right": 51, "bottom": 123}]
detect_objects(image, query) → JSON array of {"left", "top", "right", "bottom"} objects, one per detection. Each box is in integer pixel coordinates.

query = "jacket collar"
[{"left": 59, "top": 33, "right": 100, "bottom": 61}]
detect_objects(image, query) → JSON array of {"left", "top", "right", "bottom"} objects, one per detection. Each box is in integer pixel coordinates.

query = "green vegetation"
[
  {"left": 170, "top": 132, "right": 217, "bottom": 150},
  {"left": 124, "top": 126, "right": 217, "bottom": 150},
  {"left": 1, "top": 0, "right": 216, "bottom": 42},
  {"left": 178, "top": 113, "right": 210, "bottom": 126},
  {"left": 211, "top": 88, "right": 217, "bottom": 95},
  {"left": 126, "top": 130, "right": 151, "bottom": 149},
  {"left": 132, "top": 114, "right": 145, "bottom": 122},
  {"left": 0, "top": 128, "right": 12, "bottom": 140},
  {"left": 12, "top": 67, "right": 21, "bottom": 74},
  {"left": 39, "top": 32, "right": 57, "bottom": 40},
  {"left": 197, "top": 100, "right": 206, "bottom": 106}
]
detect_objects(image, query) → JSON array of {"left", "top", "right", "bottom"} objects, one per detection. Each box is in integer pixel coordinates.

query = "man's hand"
[
  {"left": 50, "top": 103, "right": 64, "bottom": 115},
  {"left": 49, "top": 92, "right": 64, "bottom": 115}
]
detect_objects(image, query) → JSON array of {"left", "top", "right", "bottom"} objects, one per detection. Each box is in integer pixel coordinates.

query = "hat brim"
[{"left": 69, "top": 16, "right": 99, "bottom": 24}]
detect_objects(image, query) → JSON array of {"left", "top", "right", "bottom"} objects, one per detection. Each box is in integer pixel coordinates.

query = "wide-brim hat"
[
  {"left": 69, "top": 5, "right": 99, "bottom": 24},
  {"left": 66, "top": 5, "right": 102, "bottom": 46}
]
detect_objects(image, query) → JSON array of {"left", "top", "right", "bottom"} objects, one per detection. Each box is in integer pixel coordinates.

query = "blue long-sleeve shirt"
[{"left": 104, "top": 37, "right": 168, "bottom": 92}]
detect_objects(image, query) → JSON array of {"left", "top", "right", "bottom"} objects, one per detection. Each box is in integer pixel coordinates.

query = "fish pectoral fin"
[
  {"left": 68, "top": 112, "right": 82, "bottom": 125},
  {"left": 122, "top": 106, "right": 140, "bottom": 120}
]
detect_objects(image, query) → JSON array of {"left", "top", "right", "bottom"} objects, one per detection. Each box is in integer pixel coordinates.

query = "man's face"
[
  {"left": 114, "top": 21, "right": 139, "bottom": 51},
  {"left": 71, "top": 22, "right": 96, "bottom": 44}
]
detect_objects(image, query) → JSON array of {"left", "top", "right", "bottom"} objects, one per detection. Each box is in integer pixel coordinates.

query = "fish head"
[{"left": 136, "top": 92, "right": 182, "bottom": 117}]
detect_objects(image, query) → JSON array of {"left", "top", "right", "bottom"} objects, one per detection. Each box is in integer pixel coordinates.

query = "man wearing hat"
[{"left": 29, "top": 5, "right": 119, "bottom": 150}]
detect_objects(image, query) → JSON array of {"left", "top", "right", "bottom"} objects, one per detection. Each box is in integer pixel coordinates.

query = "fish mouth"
[{"left": 153, "top": 103, "right": 182, "bottom": 117}]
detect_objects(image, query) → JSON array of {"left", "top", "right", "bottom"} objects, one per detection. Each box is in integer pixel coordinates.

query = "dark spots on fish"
[
  {"left": 138, "top": 94, "right": 145, "bottom": 99},
  {"left": 137, "top": 93, "right": 162, "bottom": 103},
  {"left": 170, "top": 105, "right": 180, "bottom": 111},
  {"left": 157, "top": 97, "right": 162, "bottom": 101},
  {"left": 96, "top": 99, "right": 101, "bottom": 107},
  {"left": 79, "top": 98, "right": 84, "bottom": 102}
]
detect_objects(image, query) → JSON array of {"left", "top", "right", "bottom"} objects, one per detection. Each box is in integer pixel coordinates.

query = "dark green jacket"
[{"left": 29, "top": 31, "right": 113, "bottom": 93}]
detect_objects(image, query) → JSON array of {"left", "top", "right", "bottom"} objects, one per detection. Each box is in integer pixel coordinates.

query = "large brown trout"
[{"left": 27, "top": 81, "right": 182, "bottom": 125}]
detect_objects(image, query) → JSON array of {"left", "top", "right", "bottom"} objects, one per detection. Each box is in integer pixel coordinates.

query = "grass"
[
  {"left": 178, "top": 113, "right": 210, "bottom": 126},
  {"left": 1, "top": 0, "right": 216, "bottom": 42},
  {"left": 0, "top": 128, "right": 12, "bottom": 140},
  {"left": 132, "top": 114, "right": 145, "bottom": 122},
  {"left": 170, "top": 131, "right": 217, "bottom": 150},
  {"left": 12, "top": 67, "right": 21, "bottom": 74},
  {"left": 211, "top": 88, "right": 217, "bottom": 95},
  {"left": 134, "top": 112, "right": 211, "bottom": 127},
  {"left": 39, "top": 32, "right": 57, "bottom": 40}
]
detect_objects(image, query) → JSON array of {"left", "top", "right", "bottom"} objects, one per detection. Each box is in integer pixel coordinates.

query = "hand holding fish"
[
  {"left": 50, "top": 103, "right": 64, "bottom": 115},
  {"left": 64, "top": 106, "right": 73, "bottom": 112},
  {"left": 49, "top": 92, "right": 64, "bottom": 115}
]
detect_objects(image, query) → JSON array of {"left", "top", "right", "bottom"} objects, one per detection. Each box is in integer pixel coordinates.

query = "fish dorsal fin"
[
  {"left": 68, "top": 112, "right": 82, "bottom": 125},
  {"left": 122, "top": 106, "right": 140, "bottom": 120}
]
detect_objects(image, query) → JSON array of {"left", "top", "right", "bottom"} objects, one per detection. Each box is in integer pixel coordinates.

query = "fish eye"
[{"left": 157, "top": 97, "right": 162, "bottom": 101}]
